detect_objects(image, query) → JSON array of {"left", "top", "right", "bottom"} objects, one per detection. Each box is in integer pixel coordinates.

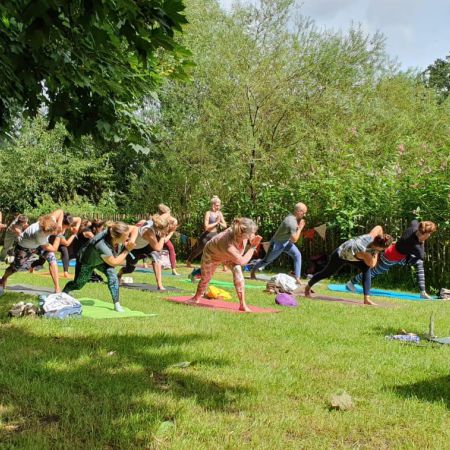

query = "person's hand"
[
  {"left": 298, "top": 219, "right": 305, "bottom": 229},
  {"left": 250, "top": 235, "right": 263, "bottom": 248},
  {"left": 124, "top": 241, "right": 136, "bottom": 252}
]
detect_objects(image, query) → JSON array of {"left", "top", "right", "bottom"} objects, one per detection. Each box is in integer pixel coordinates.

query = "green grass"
[{"left": 0, "top": 264, "right": 449, "bottom": 449}]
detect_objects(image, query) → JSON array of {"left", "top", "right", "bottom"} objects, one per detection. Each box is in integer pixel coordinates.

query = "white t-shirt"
[
  {"left": 17, "top": 222, "right": 49, "bottom": 249},
  {"left": 134, "top": 220, "right": 154, "bottom": 250}
]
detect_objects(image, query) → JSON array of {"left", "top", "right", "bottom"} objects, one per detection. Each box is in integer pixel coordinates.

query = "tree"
[
  {"left": 0, "top": 0, "right": 191, "bottom": 144},
  {"left": 423, "top": 54, "right": 450, "bottom": 102}
]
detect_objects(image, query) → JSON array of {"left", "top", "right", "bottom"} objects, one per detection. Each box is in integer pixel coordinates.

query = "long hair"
[
  {"left": 230, "top": 218, "right": 258, "bottom": 238},
  {"left": 106, "top": 221, "right": 130, "bottom": 240},
  {"left": 38, "top": 214, "right": 58, "bottom": 233}
]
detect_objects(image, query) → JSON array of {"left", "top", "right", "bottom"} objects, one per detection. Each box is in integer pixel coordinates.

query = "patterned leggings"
[
  {"left": 64, "top": 262, "right": 120, "bottom": 304},
  {"left": 351, "top": 255, "right": 426, "bottom": 292},
  {"left": 195, "top": 260, "right": 245, "bottom": 297}
]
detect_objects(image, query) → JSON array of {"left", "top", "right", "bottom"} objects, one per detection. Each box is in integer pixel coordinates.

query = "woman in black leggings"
[{"left": 304, "top": 226, "right": 392, "bottom": 305}]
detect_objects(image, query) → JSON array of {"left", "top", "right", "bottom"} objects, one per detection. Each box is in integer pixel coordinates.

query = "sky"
[{"left": 219, "top": 0, "right": 449, "bottom": 71}]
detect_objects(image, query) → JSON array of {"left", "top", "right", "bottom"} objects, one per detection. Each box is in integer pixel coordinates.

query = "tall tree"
[
  {"left": 423, "top": 53, "right": 450, "bottom": 102},
  {"left": 0, "top": 0, "right": 190, "bottom": 144}
]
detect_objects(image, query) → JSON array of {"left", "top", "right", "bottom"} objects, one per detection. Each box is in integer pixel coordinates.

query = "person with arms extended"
[
  {"left": 346, "top": 220, "right": 437, "bottom": 298},
  {"left": 304, "top": 226, "right": 392, "bottom": 305}
]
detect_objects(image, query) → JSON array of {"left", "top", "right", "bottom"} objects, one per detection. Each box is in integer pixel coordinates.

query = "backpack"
[{"left": 271, "top": 273, "right": 297, "bottom": 294}]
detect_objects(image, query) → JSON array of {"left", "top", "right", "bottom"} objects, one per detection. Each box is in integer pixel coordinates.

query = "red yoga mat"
[{"left": 166, "top": 296, "right": 280, "bottom": 314}]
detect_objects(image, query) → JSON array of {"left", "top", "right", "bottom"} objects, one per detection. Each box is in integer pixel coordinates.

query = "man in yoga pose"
[
  {"left": 251, "top": 202, "right": 307, "bottom": 284},
  {"left": 304, "top": 226, "right": 392, "bottom": 305},
  {"left": 346, "top": 220, "right": 437, "bottom": 298}
]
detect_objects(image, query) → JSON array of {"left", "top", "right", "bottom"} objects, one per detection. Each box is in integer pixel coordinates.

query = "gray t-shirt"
[
  {"left": 80, "top": 230, "right": 115, "bottom": 266},
  {"left": 337, "top": 234, "right": 373, "bottom": 261},
  {"left": 272, "top": 214, "right": 298, "bottom": 242},
  {"left": 17, "top": 222, "right": 49, "bottom": 249}
]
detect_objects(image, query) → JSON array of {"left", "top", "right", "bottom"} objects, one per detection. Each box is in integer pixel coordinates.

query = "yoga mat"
[
  {"left": 79, "top": 298, "right": 157, "bottom": 319},
  {"left": 122, "top": 283, "right": 182, "bottom": 293},
  {"left": 134, "top": 267, "right": 177, "bottom": 276},
  {"left": 166, "top": 296, "right": 280, "bottom": 314},
  {"left": 244, "top": 274, "right": 273, "bottom": 282},
  {"left": 328, "top": 284, "right": 438, "bottom": 301},
  {"left": 57, "top": 260, "right": 77, "bottom": 267},
  {"left": 7, "top": 284, "right": 54, "bottom": 296},
  {"left": 181, "top": 279, "right": 264, "bottom": 290}
]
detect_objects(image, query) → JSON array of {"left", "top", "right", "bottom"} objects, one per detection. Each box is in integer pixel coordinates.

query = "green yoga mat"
[
  {"left": 79, "top": 298, "right": 157, "bottom": 319},
  {"left": 181, "top": 279, "right": 265, "bottom": 290}
]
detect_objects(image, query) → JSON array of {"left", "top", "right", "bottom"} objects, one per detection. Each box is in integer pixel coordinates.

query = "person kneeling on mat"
[
  {"left": 63, "top": 221, "right": 138, "bottom": 312},
  {"left": 346, "top": 220, "right": 437, "bottom": 299},
  {"left": 190, "top": 218, "right": 262, "bottom": 312},
  {"left": 304, "top": 226, "right": 393, "bottom": 305}
]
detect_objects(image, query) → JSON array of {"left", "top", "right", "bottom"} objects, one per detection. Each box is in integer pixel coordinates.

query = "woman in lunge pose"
[
  {"left": 190, "top": 218, "right": 262, "bottom": 312},
  {"left": 304, "top": 226, "right": 392, "bottom": 305}
]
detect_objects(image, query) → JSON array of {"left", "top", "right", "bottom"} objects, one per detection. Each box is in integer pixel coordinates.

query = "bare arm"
[
  {"left": 142, "top": 228, "right": 165, "bottom": 251},
  {"left": 290, "top": 219, "right": 306, "bottom": 243},
  {"left": 369, "top": 225, "right": 383, "bottom": 239},
  {"left": 126, "top": 225, "right": 139, "bottom": 244},
  {"left": 355, "top": 251, "right": 379, "bottom": 268},
  {"left": 41, "top": 236, "right": 62, "bottom": 253},
  {"left": 218, "top": 212, "right": 227, "bottom": 229},
  {"left": 51, "top": 209, "right": 65, "bottom": 233},
  {"left": 102, "top": 241, "right": 136, "bottom": 266}
]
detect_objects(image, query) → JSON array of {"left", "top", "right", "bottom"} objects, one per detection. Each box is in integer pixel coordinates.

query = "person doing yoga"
[
  {"left": 0, "top": 214, "right": 29, "bottom": 262},
  {"left": 304, "top": 226, "right": 393, "bottom": 305},
  {"left": 190, "top": 218, "right": 263, "bottom": 312},
  {"left": 0, "top": 210, "right": 65, "bottom": 293},
  {"left": 63, "top": 221, "right": 138, "bottom": 312},
  {"left": 157, "top": 204, "right": 180, "bottom": 276},
  {"left": 346, "top": 220, "right": 437, "bottom": 299},
  {"left": 186, "top": 196, "right": 227, "bottom": 267},
  {"left": 117, "top": 215, "right": 176, "bottom": 291},
  {"left": 251, "top": 202, "right": 307, "bottom": 284}
]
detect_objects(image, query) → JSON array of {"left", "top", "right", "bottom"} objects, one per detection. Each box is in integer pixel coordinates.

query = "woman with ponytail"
[
  {"left": 304, "top": 226, "right": 393, "bottom": 305},
  {"left": 190, "top": 218, "right": 262, "bottom": 312},
  {"left": 0, "top": 209, "right": 64, "bottom": 293},
  {"left": 117, "top": 214, "right": 176, "bottom": 291},
  {"left": 63, "top": 221, "right": 138, "bottom": 312}
]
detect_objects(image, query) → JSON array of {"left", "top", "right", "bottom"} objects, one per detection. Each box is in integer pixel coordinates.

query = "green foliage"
[
  {"left": 0, "top": 117, "right": 115, "bottom": 212},
  {"left": 422, "top": 53, "right": 450, "bottom": 102},
  {"left": 0, "top": 0, "right": 191, "bottom": 144},
  {"left": 128, "top": 0, "right": 449, "bottom": 240}
]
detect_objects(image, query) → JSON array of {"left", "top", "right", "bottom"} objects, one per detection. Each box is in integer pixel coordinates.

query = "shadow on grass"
[
  {"left": 392, "top": 376, "right": 450, "bottom": 409},
  {"left": 0, "top": 325, "right": 251, "bottom": 448}
]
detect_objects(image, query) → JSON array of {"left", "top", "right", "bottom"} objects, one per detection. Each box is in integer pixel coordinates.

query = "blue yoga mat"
[
  {"left": 328, "top": 284, "right": 438, "bottom": 301},
  {"left": 57, "top": 260, "right": 76, "bottom": 267}
]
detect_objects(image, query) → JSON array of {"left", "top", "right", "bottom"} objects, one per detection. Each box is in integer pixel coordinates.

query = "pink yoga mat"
[{"left": 166, "top": 296, "right": 280, "bottom": 314}]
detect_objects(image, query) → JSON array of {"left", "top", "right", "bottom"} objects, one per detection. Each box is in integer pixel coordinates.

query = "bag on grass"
[
  {"left": 275, "top": 293, "right": 298, "bottom": 307},
  {"left": 439, "top": 288, "right": 450, "bottom": 299},
  {"left": 205, "top": 286, "right": 232, "bottom": 300},
  {"left": 39, "top": 293, "right": 82, "bottom": 319},
  {"left": 271, "top": 273, "right": 297, "bottom": 294}
]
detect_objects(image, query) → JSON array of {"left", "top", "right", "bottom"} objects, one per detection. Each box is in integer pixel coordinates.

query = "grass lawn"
[{"left": 0, "top": 263, "right": 449, "bottom": 449}]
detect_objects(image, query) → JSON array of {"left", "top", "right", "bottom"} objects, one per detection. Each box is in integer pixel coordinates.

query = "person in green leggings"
[{"left": 63, "top": 221, "right": 138, "bottom": 312}]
